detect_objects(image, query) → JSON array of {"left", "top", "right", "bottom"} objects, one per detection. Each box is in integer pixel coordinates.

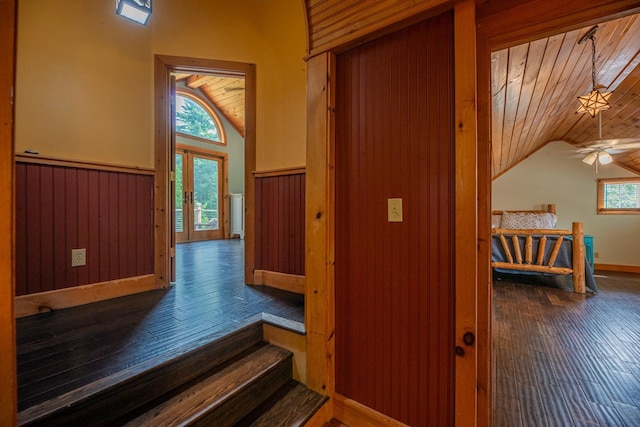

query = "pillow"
[
  {"left": 491, "top": 214, "right": 502, "bottom": 229},
  {"left": 499, "top": 212, "right": 557, "bottom": 229}
]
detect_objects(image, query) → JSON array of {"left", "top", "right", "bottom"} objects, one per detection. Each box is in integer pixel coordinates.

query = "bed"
[{"left": 491, "top": 204, "right": 597, "bottom": 293}]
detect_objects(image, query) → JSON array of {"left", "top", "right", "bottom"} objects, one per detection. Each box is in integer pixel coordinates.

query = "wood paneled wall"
[
  {"left": 334, "top": 13, "right": 454, "bottom": 426},
  {"left": 15, "top": 161, "right": 154, "bottom": 296},
  {"left": 255, "top": 171, "right": 305, "bottom": 276}
]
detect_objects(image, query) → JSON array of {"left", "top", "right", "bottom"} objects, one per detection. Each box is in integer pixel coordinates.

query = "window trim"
[
  {"left": 175, "top": 89, "right": 227, "bottom": 146},
  {"left": 597, "top": 177, "right": 640, "bottom": 215}
]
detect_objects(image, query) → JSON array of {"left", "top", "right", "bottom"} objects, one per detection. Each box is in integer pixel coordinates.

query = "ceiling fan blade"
[
  {"left": 582, "top": 152, "right": 598, "bottom": 165},
  {"left": 584, "top": 138, "right": 640, "bottom": 147},
  {"left": 607, "top": 141, "right": 640, "bottom": 150},
  {"left": 576, "top": 147, "right": 597, "bottom": 153}
]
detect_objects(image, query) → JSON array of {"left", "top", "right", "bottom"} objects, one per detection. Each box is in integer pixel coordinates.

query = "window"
[
  {"left": 175, "top": 91, "right": 226, "bottom": 145},
  {"left": 597, "top": 177, "right": 640, "bottom": 214}
]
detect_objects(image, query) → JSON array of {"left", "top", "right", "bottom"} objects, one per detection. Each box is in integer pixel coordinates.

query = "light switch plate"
[{"left": 388, "top": 198, "right": 403, "bottom": 222}]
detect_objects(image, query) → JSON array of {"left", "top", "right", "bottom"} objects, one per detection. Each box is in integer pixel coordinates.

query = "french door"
[{"left": 175, "top": 146, "right": 225, "bottom": 243}]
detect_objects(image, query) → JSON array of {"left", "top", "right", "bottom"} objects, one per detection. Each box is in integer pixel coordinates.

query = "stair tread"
[
  {"left": 19, "top": 319, "right": 264, "bottom": 426},
  {"left": 248, "top": 383, "right": 327, "bottom": 427},
  {"left": 124, "top": 345, "right": 292, "bottom": 426}
]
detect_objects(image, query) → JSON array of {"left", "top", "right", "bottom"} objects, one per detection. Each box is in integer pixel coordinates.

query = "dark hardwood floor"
[
  {"left": 16, "top": 239, "right": 304, "bottom": 412},
  {"left": 494, "top": 271, "right": 640, "bottom": 427}
]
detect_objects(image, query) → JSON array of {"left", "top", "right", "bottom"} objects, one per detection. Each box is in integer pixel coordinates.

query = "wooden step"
[
  {"left": 123, "top": 344, "right": 293, "bottom": 426},
  {"left": 241, "top": 381, "right": 328, "bottom": 427},
  {"left": 19, "top": 320, "right": 264, "bottom": 426}
]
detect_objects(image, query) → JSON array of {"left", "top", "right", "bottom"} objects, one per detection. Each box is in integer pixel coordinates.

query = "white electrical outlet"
[
  {"left": 594, "top": 252, "right": 599, "bottom": 259},
  {"left": 72, "top": 248, "right": 86, "bottom": 267}
]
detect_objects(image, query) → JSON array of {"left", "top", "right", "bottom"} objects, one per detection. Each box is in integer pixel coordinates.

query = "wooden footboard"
[{"left": 492, "top": 222, "right": 586, "bottom": 293}]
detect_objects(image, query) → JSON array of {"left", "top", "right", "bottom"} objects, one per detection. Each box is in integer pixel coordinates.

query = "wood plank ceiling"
[
  {"left": 175, "top": 73, "right": 245, "bottom": 137},
  {"left": 491, "top": 13, "right": 640, "bottom": 178}
]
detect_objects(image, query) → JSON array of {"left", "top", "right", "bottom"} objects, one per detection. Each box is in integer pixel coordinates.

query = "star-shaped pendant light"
[{"left": 576, "top": 25, "right": 612, "bottom": 117}]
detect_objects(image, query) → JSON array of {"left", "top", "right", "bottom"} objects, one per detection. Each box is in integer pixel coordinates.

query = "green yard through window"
[
  {"left": 175, "top": 92, "right": 225, "bottom": 145},
  {"left": 597, "top": 178, "right": 640, "bottom": 214}
]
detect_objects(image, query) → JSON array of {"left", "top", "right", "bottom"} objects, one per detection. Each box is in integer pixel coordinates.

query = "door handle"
[
  {"left": 190, "top": 192, "right": 193, "bottom": 204},
  {"left": 183, "top": 191, "right": 188, "bottom": 204}
]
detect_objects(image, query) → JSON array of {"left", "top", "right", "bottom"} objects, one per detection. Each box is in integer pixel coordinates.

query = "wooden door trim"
[
  {"left": 453, "top": 2, "right": 479, "bottom": 426},
  {"left": 154, "top": 55, "right": 256, "bottom": 286},
  {"left": 0, "top": 0, "right": 17, "bottom": 424}
]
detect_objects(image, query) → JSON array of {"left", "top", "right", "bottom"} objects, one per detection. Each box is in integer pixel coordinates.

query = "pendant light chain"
[{"left": 590, "top": 34, "right": 597, "bottom": 90}]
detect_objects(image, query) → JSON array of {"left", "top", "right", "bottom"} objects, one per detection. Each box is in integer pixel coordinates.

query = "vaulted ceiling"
[
  {"left": 491, "top": 13, "right": 640, "bottom": 178},
  {"left": 175, "top": 73, "right": 246, "bottom": 137}
]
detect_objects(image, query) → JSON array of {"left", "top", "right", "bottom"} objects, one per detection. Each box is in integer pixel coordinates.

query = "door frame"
[
  {"left": 154, "top": 55, "right": 256, "bottom": 286},
  {"left": 175, "top": 145, "right": 229, "bottom": 243},
  {"left": 0, "top": 0, "right": 17, "bottom": 424}
]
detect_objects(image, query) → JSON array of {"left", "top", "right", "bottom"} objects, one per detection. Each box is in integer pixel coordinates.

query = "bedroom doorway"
[{"left": 482, "top": 5, "right": 640, "bottom": 426}]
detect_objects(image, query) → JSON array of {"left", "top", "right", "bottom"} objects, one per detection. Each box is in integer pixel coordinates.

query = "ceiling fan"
[{"left": 577, "top": 113, "right": 640, "bottom": 166}]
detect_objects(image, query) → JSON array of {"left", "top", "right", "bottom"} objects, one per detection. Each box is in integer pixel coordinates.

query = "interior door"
[
  {"left": 176, "top": 146, "right": 224, "bottom": 243},
  {"left": 334, "top": 12, "right": 455, "bottom": 426}
]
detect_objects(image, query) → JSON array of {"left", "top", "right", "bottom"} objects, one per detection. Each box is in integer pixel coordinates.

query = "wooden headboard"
[{"left": 492, "top": 203, "right": 556, "bottom": 216}]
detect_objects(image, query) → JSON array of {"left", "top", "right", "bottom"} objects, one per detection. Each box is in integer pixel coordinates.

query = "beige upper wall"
[
  {"left": 15, "top": 0, "right": 307, "bottom": 170},
  {"left": 493, "top": 140, "right": 640, "bottom": 267}
]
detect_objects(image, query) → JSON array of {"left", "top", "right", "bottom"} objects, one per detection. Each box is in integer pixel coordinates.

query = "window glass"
[
  {"left": 597, "top": 178, "right": 640, "bottom": 214},
  {"left": 176, "top": 94, "right": 222, "bottom": 142}
]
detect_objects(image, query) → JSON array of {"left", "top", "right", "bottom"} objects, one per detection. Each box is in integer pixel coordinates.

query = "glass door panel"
[
  {"left": 193, "top": 156, "right": 219, "bottom": 232},
  {"left": 175, "top": 153, "right": 186, "bottom": 233},
  {"left": 175, "top": 147, "right": 224, "bottom": 243}
]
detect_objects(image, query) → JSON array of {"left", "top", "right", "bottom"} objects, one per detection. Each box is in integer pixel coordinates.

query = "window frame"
[
  {"left": 597, "top": 177, "right": 640, "bottom": 215},
  {"left": 175, "top": 89, "right": 227, "bottom": 146}
]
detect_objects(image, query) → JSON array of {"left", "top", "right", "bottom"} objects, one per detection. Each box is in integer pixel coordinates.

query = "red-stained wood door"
[{"left": 335, "top": 11, "right": 455, "bottom": 426}]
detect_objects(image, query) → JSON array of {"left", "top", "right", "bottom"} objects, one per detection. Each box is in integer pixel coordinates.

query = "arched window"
[{"left": 175, "top": 91, "right": 226, "bottom": 145}]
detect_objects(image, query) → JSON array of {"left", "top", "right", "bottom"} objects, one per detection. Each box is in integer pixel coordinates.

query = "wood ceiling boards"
[
  {"left": 491, "top": 14, "right": 640, "bottom": 178},
  {"left": 176, "top": 74, "right": 246, "bottom": 137}
]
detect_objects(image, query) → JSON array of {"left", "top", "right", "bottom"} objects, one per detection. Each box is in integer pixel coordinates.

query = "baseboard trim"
[
  {"left": 334, "top": 393, "right": 409, "bottom": 427},
  {"left": 594, "top": 263, "right": 640, "bottom": 274},
  {"left": 253, "top": 270, "right": 305, "bottom": 294},
  {"left": 15, "top": 274, "right": 158, "bottom": 318}
]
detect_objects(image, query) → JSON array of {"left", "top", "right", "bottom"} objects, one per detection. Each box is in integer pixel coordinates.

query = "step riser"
[
  {"left": 190, "top": 357, "right": 292, "bottom": 427},
  {"left": 20, "top": 322, "right": 263, "bottom": 426}
]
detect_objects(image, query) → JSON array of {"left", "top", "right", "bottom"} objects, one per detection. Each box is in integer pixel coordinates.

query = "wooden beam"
[
  {"left": 186, "top": 75, "right": 210, "bottom": 88},
  {"left": 454, "top": 2, "right": 478, "bottom": 426},
  {"left": 0, "top": 0, "right": 17, "bottom": 424},
  {"left": 305, "top": 51, "right": 335, "bottom": 426}
]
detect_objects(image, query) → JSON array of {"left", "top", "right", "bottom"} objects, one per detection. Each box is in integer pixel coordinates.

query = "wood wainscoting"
[
  {"left": 254, "top": 167, "right": 305, "bottom": 293},
  {"left": 14, "top": 155, "right": 155, "bottom": 316}
]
